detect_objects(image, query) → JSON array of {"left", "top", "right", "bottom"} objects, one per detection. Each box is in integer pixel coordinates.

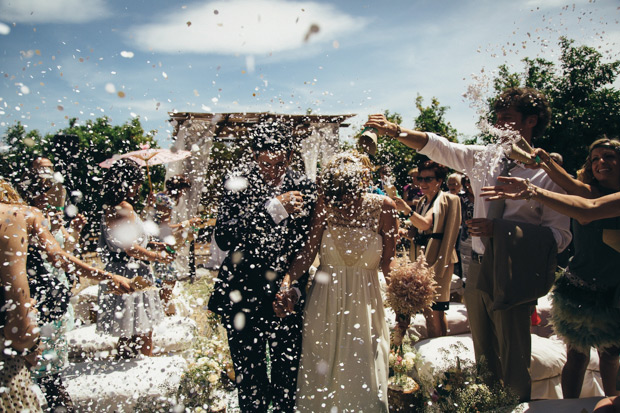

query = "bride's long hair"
[{"left": 319, "top": 151, "right": 373, "bottom": 208}]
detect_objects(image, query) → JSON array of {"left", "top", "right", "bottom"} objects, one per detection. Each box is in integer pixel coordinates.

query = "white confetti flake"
[
  {"left": 224, "top": 176, "right": 249, "bottom": 193},
  {"left": 120, "top": 50, "right": 135, "bottom": 58},
  {"left": 233, "top": 312, "right": 245, "bottom": 331}
]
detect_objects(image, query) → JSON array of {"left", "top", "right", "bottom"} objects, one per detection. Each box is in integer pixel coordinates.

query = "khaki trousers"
[{"left": 465, "top": 260, "right": 533, "bottom": 402}]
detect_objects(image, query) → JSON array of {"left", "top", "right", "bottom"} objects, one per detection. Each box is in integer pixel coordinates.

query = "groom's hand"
[
  {"left": 277, "top": 191, "right": 304, "bottom": 215},
  {"left": 273, "top": 289, "right": 298, "bottom": 318}
]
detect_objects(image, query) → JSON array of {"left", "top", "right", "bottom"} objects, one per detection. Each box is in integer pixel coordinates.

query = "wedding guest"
[
  {"left": 447, "top": 172, "right": 464, "bottom": 279},
  {"left": 447, "top": 172, "right": 463, "bottom": 195},
  {"left": 97, "top": 159, "right": 173, "bottom": 358},
  {"left": 481, "top": 136, "right": 620, "bottom": 399},
  {"left": 365, "top": 87, "right": 572, "bottom": 402},
  {"left": 392, "top": 160, "right": 461, "bottom": 337},
  {"left": 549, "top": 152, "right": 564, "bottom": 166},
  {"left": 1, "top": 179, "right": 132, "bottom": 412},
  {"left": 402, "top": 167, "right": 423, "bottom": 208},
  {"left": 458, "top": 175, "right": 475, "bottom": 282},
  {"left": 20, "top": 158, "right": 87, "bottom": 412},
  {"left": 151, "top": 175, "right": 203, "bottom": 315},
  {"left": 275, "top": 151, "right": 398, "bottom": 412}
]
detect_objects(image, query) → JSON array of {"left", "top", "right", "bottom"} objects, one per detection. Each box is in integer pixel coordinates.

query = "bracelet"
[
  {"left": 395, "top": 124, "right": 402, "bottom": 137},
  {"left": 524, "top": 179, "right": 538, "bottom": 200},
  {"left": 405, "top": 209, "right": 415, "bottom": 219}
]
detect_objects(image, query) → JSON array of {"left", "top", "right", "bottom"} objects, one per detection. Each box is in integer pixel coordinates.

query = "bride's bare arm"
[
  {"left": 283, "top": 195, "right": 327, "bottom": 286},
  {"left": 274, "top": 196, "right": 326, "bottom": 318},
  {"left": 379, "top": 197, "right": 399, "bottom": 281}
]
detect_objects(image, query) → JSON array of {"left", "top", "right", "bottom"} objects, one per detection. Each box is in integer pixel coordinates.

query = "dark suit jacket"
[{"left": 207, "top": 164, "right": 316, "bottom": 321}]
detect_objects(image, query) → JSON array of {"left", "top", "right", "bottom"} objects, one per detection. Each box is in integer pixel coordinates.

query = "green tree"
[
  {"left": 491, "top": 37, "right": 620, "bottom": 174},
  {"left": 0, "top": 116, "right": 162, "bottom": 249},
  {"left": 413, "top": 95, "right": 459, "bottom": 142}
]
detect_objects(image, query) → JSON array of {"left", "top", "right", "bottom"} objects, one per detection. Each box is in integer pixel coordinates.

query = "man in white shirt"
[{"left": 365, "top": 87, "right": 571, "bottom": 401}]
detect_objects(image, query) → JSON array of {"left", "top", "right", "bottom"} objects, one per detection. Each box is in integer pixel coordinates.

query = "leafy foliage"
[{"left": 0, "top": 116, "right": 163, "bottom": 249}]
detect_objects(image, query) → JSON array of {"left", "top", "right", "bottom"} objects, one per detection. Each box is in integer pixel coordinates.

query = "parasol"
[{"left": 99, "top": 146, "right": 191, "bottom": 192}]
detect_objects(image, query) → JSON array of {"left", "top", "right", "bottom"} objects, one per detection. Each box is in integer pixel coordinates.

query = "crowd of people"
[
  {"left": 1, "top": 85, "right": 619, "bottom": 413},
  {"left": 0, "top": 156, "right": 203, "bottom": 411}
]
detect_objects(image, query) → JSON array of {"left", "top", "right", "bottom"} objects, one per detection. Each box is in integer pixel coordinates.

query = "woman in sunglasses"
[{"left": 393, "top": 160, "right": 461, "bottom": 337}]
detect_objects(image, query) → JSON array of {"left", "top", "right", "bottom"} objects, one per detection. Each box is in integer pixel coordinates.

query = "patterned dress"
[{"left": 96, "top": 213, "right": 163, "bottom": 337}]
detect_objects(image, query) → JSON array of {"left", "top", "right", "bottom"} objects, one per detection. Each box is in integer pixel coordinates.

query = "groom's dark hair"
[{"left": 250, "top": 117, "right": 296, "bottom": 154}]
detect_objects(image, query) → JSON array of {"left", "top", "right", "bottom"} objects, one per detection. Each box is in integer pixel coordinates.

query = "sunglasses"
[{"left": 415, "top": 176, "right": 437, "bottom": 183}]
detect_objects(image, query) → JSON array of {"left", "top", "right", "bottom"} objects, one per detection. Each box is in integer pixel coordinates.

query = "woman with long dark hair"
[{"left": 97, "top": 159, "right": 174, "bottom": 358}]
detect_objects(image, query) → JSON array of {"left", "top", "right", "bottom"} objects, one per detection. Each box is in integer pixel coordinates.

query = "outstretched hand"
[
  {"left": 480, "top": 176, "right": 533, "bottom": 201},
  {"left": 109, "top": 274, "right": 135, "bottom": 294}
]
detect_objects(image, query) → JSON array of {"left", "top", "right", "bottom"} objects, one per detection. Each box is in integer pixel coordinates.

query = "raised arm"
[
  {"left": 30, "top": 208, "right": 134, "bottom": 293},
  {"left": 532, "top": 148, "right": 594, "bottom": 198},
  {"left": 480, "top": 176, "right": 620, "bottom": 224},
  {"left": 365, "top": 114, "right": 429, "bottom": 150}
]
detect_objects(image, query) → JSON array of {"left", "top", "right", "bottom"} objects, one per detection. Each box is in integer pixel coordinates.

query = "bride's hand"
[{"left": 480, "top": 176, "right": 537, "bottom": 201}]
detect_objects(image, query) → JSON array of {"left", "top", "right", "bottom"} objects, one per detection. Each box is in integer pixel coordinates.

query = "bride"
[{"left": 274, "top": 151, "right": 398, "bottom": 412}]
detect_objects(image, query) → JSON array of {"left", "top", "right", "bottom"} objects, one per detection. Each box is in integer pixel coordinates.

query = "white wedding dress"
[{"left": 296, "top": 193, "right": 390, "bottom": 412}]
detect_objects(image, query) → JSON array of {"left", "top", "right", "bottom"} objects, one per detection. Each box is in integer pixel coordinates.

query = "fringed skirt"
[{"left": 551, "top": 272, "right": 620, "bottom": 353}]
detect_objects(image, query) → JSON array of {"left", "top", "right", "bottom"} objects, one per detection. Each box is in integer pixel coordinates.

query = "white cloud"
[
  {"left": 129, "top": 0, "right": 366, "bottom": 56},
  {"left": 0, "top": 0, "right": 111, "bottom": 23}
]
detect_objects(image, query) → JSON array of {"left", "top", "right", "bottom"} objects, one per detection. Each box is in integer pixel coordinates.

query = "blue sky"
[{"left": 1, "top": 0, "right": 619, "bottom": 148}]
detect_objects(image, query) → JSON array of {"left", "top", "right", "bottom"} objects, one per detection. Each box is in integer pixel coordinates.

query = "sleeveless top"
[{"left": 568, "top": 215, "right": 620, "bottom": 289}]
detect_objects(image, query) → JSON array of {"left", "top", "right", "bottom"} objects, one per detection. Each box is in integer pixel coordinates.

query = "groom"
[{"left": 208, "top": 119, "right": 317, "bottom": 412}]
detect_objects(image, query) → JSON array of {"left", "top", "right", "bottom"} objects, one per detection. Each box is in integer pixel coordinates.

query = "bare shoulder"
[
  {"left": 381, "top": 195, "right": 397, "bottom": 210},
  {"left": 107, "top": 201, "right": 135, "bottom": 222}
]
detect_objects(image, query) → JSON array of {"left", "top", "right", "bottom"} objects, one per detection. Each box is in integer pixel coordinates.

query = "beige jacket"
[{"left": 410, "top": 191, "right": 462, "bottom": 302}]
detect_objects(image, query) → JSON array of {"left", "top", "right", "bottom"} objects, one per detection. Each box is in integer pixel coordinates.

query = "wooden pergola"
[
  {"left": 166, "top": 111, "right": 355, "bottom": 215},
  {"left": 168, "top": 111, "right": 354, "bottom": 142},
  {"left": 165, "top": 111, "right": 355, "bottom": 277}
]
